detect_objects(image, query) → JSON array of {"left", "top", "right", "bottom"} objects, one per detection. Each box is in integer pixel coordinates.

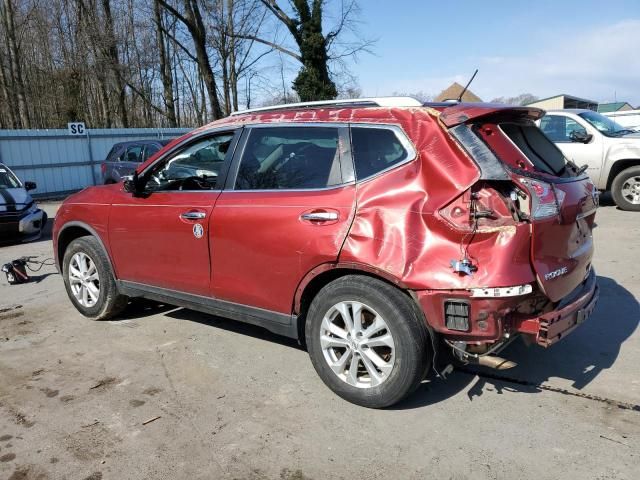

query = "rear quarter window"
[{"left": 350, "top": 126, "right": 412, "bottom": 180}]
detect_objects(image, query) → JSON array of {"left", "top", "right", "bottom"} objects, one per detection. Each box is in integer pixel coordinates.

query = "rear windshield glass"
[{"left": 500, "top": 123, "right": 566, "bottom": 176}]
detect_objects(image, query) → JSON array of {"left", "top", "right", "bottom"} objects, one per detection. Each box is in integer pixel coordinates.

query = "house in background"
[
  {"left": 525, "top": 94, "right": 598, "bottom": 111},
  {"left": 434, "top": 82, "right": 482, "bottom": 102},
  {"left": 597, "top": 102, "right": 634, "bottom": 113}
]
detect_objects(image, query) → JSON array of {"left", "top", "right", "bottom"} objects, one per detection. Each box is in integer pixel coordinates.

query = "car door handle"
[
  {"left": 300, "top": 211, "right": 339, "bottom": 222},
  {"left": 180, "top": 211, "right": 206, "bottom": 220}
]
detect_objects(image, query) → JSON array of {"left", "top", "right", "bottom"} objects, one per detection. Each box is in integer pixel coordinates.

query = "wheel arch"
[
  {"left": 293, "top": 263, "right": 415, "bottom": 343},
  {"left": 56, "top": 222, "right": 114, "bottom": 275},
  {"left": 606, "top": 159, "right": 640, "bottom": 190}
]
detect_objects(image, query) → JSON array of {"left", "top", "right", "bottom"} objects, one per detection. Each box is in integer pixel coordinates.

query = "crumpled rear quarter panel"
[{"left": 337, "top": 109, "right": 536, "bottom": 291}]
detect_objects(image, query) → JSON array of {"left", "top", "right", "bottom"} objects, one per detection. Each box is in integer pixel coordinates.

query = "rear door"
[
  {"left": 110, "top": 143, "right": 143, "bottom": 182},
  {"left": 210, "top": 124, "right": 356, "bottom": 314}
]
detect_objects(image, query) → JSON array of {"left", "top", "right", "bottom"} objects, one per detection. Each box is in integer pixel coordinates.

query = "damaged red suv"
[{"left": 53, "top": 98, "right": 598, "bottom": 407}]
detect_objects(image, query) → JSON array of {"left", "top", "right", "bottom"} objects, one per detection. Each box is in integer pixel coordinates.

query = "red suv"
[{"left": 53, "top": 98, "right": 599, "bottom": 408}]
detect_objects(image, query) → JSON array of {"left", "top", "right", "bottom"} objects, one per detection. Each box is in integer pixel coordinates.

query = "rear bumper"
[
  {"left": 414, "top": 269, "right": 598, "bottom": 345},
  {"left": 515, "top": 269, "right": 598, "bottom": 346}
]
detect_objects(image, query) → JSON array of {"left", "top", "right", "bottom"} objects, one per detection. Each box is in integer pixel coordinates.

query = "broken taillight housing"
[
  {"left": 439, "top": 183, "right": 518, "bottom": 231},
  {"left": 519, "top": 178, "right": 564, "bottom": 220}
]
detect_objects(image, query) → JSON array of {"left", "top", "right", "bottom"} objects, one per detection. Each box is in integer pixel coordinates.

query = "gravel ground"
[{"left": 0, "top": 198, "right": 638, "bottom": 480}]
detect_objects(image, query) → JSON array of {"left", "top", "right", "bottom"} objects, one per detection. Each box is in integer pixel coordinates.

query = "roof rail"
[{"left": 230, "top": 96, "right": 423, "bottom": 116}]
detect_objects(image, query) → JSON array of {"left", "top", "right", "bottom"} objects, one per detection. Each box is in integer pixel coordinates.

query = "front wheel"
[
  {"left": 611, "top": 165, "right": 640, "bottom": 211},
  {"left": 305, "top": 275, "right": 430, "bottom": 408},
  {"left": 62, "top": 236, "right": 128, "bottom": 320}
]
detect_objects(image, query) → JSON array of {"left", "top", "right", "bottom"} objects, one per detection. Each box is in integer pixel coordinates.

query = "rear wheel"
[
  {"left": 611, "top": 165, "right": 640, "bottom": 211},
  {"left": 62, "top": 236, "right": 128, "bottom": 320},
  {"left": 305, "top": 275, "right": 430, "bottom": 408}
]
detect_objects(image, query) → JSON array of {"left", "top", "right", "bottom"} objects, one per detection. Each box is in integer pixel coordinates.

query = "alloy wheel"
[
  {"left": 621, "top": 176, "right": 640, "bottom": 205},
  {"left": 320, "top": 301, "right": 396, "bottom": 388},
  {"left": 68, "top": 252, "right": 100, "bottom": 307}
]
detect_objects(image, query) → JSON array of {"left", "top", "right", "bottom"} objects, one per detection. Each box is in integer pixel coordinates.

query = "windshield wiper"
[{"left": 611, "top": 129, "right": 636, "bottom": 136}]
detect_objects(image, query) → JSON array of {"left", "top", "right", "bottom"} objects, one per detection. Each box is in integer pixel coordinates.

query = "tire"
[
  {"left": 62, "top": 236, "right": 128, "bottom": 320},
  {"left": 611, "top": 165, "right": 640, "bottom": 211},
  {"left": 305, "top": 275, "right": 430, "bottom": 408}
]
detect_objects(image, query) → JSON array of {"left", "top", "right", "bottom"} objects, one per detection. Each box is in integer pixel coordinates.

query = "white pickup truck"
[{"left": 538, "top": 109, "right": 640, "bottom": 211}]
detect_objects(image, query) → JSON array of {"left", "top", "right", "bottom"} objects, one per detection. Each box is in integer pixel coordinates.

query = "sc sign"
[{"left": 67, "top": 122, "right": 86, "bottom": 135}]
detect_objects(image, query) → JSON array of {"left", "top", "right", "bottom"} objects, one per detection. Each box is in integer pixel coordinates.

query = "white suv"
[{"left": 539, "top": 109, "right": 640, "bottom": 211}]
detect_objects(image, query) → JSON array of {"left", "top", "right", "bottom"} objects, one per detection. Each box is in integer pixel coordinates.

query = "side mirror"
[
  {"left": 123, "top": 171, "right": 143, "bottom": 195},
  {"left": 24, "top": 181, "right": 37, "bottom": 191},
  {"left": 569, "top": 131, "right": 593, "bottom": 144}
]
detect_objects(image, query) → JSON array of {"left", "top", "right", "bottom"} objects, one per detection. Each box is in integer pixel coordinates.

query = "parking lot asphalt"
[{"left": 0, "top": 199, "right": 638, "bottom": 480}]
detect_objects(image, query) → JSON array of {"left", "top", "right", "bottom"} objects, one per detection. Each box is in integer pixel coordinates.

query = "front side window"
[
  {"left": 351, "top": 127, "right": 410, "bottom": 180},
  {"left": 539, "top": 115, "right": 587, "bottom": 142},
  {"left": 144, "top": 133, "right": 233, "bottom": 192},
  {"left": 235, "top": 127, "right": 341, "bottom": 190}
]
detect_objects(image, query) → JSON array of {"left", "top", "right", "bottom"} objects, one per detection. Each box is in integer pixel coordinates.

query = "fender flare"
[
  {"left": 293, "top": 261, "right": 409, "bottom": 314},
  {"left": 56, "top": 221, "right": 115, "bottom": 276}
]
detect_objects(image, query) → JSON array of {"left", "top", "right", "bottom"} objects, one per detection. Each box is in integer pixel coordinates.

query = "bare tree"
[
  {"left": 159, "top": 0, "right": 223, "bottom": 120},
  {"left": 1, "top": 0, "right": 29, "bottom": 127}
]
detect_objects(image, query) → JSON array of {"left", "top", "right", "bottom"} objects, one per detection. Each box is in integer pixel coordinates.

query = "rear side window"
[
  {"left": 124, "top": 145, "right": 143, "bottom": 163},
  {"left": 500, "top": 123, "right": 566, "bottom": 176},
  {"left": 351, "top": 127, "right": 411, "bottom": 180},
  {"left": 235, "top": 127, "right": 341, "bottom": 190}
]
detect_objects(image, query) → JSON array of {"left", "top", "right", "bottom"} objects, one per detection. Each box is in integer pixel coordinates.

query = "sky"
[{"left": 338, "top": 0, "right": 640, "bottom": 106}]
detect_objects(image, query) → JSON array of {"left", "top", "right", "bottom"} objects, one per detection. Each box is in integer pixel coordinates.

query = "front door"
[
  {"left": 211, "top": 125, "right": 356, "bottom": 314},
  {"left": 108, "top": 130, "right": 238, "bottom": 296},
  {"left": 539, "top": 114, "right": 603, "bottom": 183}
]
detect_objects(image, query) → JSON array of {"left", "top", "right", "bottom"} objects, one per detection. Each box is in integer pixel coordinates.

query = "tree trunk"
[
  {"left": 0, "top": 59, "right": 17, "bottom": 128},
  {"left": 2, "top": 0, "right": 30, "bottom": 127},
  {"left": 184, "top": 0, "right": 223, "bottom": 120},
  {"left": 101, "top": 0, "right": 128, "bottom": 127},
  {"left": 154, "top": 0, "right": 177, "bottom": 127}
]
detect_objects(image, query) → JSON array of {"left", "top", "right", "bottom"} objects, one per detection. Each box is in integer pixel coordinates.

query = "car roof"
[
  {"left": 112, "top": 139, "right": 170, "bottom": 148},
  {"left": 544, "top": 109, "right": 592, "bottom": 114}
]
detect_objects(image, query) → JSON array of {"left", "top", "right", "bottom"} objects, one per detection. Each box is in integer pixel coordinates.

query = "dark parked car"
[
  {"left": 0, "top": 163, "right": 47, "bottom": 243},
  {"left": 101, "top": 140, "right": 170, "bottom": 184},
  {"left": 53, "top": 97, "right": 598, "bottom": 408}
]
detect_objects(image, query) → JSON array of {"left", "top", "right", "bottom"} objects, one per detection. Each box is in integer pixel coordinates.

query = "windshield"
[
  {"left": 578, "top": 111, "right": 632, "bottom": 137},
  {"left": 0, "top": 166, "right": 21, "bottom": 189}
]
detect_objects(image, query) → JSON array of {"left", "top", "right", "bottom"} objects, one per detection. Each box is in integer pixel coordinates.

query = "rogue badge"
[{"left": 193, "top": 223, "right": 204, "bottom": 239}]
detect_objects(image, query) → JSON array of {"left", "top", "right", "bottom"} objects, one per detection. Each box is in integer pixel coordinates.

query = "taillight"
[
  {"left": 519, "top": 178, "right": 564, "bottom": 220},
  {"left": 101, "top": 163, "right": 107, "bottom": 175}
]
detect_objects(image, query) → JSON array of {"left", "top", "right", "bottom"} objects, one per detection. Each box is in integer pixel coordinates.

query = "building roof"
[
  {"left": 597, "top": 102, "right": 633, "bottom": 113},
  {"left": 434, "top": 82, "right": 482, "bottom": 103},
  {"left": 524, "top": 93, "right": 597, "bottom": 106}
]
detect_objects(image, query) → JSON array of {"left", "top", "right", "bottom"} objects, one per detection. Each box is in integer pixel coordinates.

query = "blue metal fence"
[{"left": 0, "top": 128, "right": 191, "bottom": 197}]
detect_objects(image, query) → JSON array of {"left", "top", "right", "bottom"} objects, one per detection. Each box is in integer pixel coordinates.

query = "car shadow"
[
  {"left": 115, "top": 298, "right": 178, "bottom": 321},
  {"left": 123, "top": 275, "right": 636, "bottom": 409},
  {"left": 165, "top": 308, "right": 305, "bottom": 350},
  {"left": 392, "top": 275, "right": 639, "bottom": 409}
]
